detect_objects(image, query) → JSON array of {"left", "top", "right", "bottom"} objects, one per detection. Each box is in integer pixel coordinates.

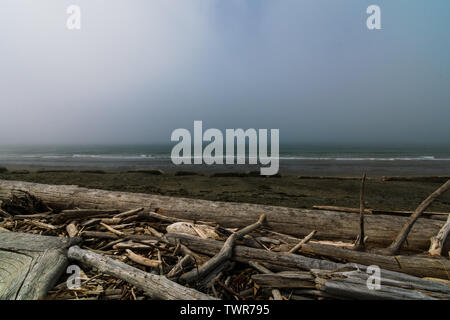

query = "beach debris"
[
  {"left": 1, "top": 190, "right": 49, "bottom": 215},
  {"left": 126, "top": 169, "right": 165, "bottom": 175},
  {"left": 0, "top": 179, "right": 444, "bottom": 249},
  {"left": 0, "top": 179, "right": 449, "bottom": 300},
  {"left": 174, "top": 170, "right": 203, "bottom": 176},
  {"left": 381, "top": 176, "right": 450, "bottom": 183}
]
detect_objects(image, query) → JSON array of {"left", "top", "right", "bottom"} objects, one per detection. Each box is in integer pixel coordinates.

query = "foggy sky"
[{"left": 1, "top": 0, "right": 449, "bottom": 145}]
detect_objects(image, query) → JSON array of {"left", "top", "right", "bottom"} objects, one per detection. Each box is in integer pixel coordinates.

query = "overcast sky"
[{"left": 0, "top": 0, "right": 449, "bottom": 145}]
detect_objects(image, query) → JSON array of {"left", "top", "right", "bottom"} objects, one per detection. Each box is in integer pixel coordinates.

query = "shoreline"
[{"left": 2, "top": 158, "right": 450, "bottom": 176}]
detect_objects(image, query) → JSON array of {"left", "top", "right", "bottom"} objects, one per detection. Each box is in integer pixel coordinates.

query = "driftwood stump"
[{"left": 0, "top": 231, "right": 80, "bottom": 300}]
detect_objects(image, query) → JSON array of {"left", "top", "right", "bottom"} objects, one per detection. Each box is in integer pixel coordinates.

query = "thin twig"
[{"left": 288, "top": 230, "right": 317, "bottom": 254}]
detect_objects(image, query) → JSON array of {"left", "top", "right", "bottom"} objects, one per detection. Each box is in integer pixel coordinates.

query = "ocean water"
[{"left": 0, "top": 144, "right": 450, "bottom": 175}]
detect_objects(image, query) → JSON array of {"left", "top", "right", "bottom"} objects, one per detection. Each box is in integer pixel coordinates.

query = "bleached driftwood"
[
  {"left": 166, "top": 233, "right": 340, "bottom": 272},
  {"left": 67, "top": 245, "right": 216, "bottom": 300},
  {"left": 428, "top": 214, "right": 450, "bottom": 256},
  {"left": 252, "top": 267, "right": 450, "bottom": 300},
  {"left": 0, "top": 231, "right": 80, "bottom": 300},
  {"left": 179, "top": 214, "right": 266, "bottom": 284},
  {"left": 301, "top": 242, "right": 450, "bottom": 279},
  {"left": 53, "top": 209, "right": 120, "bottom": 223}
]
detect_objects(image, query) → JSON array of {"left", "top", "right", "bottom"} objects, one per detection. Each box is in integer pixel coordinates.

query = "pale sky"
[{"left": 0, "top": 0, "right": 449, "bottom": 145}]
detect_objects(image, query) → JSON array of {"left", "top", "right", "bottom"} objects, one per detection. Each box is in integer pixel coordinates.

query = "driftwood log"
[
  {"left": 0, "top": 180, "right": 445, "bottom": 250},
  {"left": 428, "top": 214, "right": 450, "bottom": 257},
  {"left": 67, "top": 246, "right": 216, "bottom": 300},
  {"left": 251, "top": 269, "right": 450, "bottom": 299},
  {"left": 252, "top": 267, "right": 450, "bottom": 300},
  {"left": 0, "top": 231, "right": 80, "bottom": 299},
  {"left": 248, "top": 261, "right": 283, "bottom": 300},
  {"left": 312, "top": 266, "right": 450, "bottom": 300},
  {"left": 301, "top": 242, "right": 450, "bottom": 279}
]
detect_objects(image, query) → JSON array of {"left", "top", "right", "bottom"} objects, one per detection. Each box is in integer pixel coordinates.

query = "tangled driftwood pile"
[{"left": 0, "top": 179, "right": 449, "bottom": 300}]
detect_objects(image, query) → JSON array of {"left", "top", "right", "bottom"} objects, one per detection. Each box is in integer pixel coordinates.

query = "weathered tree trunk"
[
  {"left": 428, "top": 214, "right": 450, "bottom": 257},
  {"left": 253, "top": 268, "right": 450, "bottom": 299},
  {"left": 67, "top": 246, "right": 216, "bottom": 300},
  {"left": 0, "top": 180, "right": 445, "bottom": 249},
  {"left": 301, "top": 242, "right": 450, "bottom": 279},
  {"left": 0, "top": 231, "right": 80, "bottom": 300}
]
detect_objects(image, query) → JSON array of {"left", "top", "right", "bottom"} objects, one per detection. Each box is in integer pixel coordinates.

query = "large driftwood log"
[
  {"left": 253, "top": 267, "right": 450, "bottom": 300},
  {"left": 313, "top": 271, "right": 439, "bottom": 300},
  {"left": 0, "top": 231, "right": 80, "bottom": 300},
  {"left": 67, "top": 246, "right": 216, "bottom": 300},
  {"left": 301, "top": 242, "right": 450, "bottom": 279},
  {"left": 0, "top": 180, "right": 445, "bottom": 250}
]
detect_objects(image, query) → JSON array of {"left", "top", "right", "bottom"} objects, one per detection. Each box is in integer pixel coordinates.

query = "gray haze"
[{"left": 1, "top": 0, "right": 449, "bottom": 145}]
